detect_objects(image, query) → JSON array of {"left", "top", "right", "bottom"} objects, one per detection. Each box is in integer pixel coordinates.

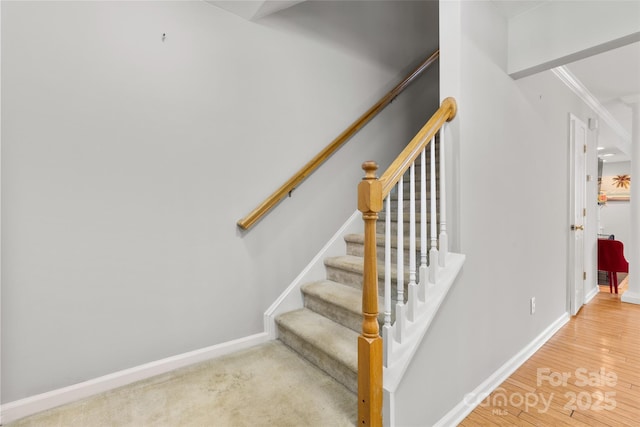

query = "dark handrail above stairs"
[{"left": 237, "top": 49, "right": 440, "bottom": 231}]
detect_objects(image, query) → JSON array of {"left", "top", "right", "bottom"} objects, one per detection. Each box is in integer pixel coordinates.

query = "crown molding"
[{"left": 551, "top": 65, "right": 631, "bottom": 155}]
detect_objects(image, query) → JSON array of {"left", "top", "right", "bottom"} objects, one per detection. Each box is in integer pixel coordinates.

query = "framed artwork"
[{"left": 600, "top": 174, "right": 631, "bottom": 201}]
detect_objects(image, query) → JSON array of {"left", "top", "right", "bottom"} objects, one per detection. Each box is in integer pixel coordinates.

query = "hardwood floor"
[{"left": 461, "top": 282, "right": 640, "bottom": 426}]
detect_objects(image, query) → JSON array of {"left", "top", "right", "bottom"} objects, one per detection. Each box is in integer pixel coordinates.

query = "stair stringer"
[
  {"left": 263, "top": 210, "right": 363, "bottom": 339},
  {"left": 383, "top": 252, "right": 465, "bottom": 426}
]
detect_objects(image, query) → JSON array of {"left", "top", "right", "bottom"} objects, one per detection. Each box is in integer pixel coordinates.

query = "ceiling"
[
  {"left": 491, "top": 0, "right": 639, "bottom": 164},
  {"left": 566, "top": 42, "right": 640, "bottom": 163},
  {"left": 566, "top": 42, "right": 640, "bottom": 104}
]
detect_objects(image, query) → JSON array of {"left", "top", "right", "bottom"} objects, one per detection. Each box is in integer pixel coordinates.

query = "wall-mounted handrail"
[
  {"left": 237, "top": 49, "right": 440, "bottom": 230},
  {"left": 357, "top": 97, "right": 457, "bottom": 426}
]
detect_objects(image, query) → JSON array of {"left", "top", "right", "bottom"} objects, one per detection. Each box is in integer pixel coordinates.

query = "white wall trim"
[
  {"left": 584, "top": 284, "right": 599, "bottom": 305},
  {"left": 621, "top": 292, "right": 640, "bottom": 305},
  {"left": 1, "top": 209, "right": 360, "bottom": 424},
  {"left": 433, "top": 312, "right": 570, "bottom": 427},
  {"left": 0, "top": 332, "right": 269, "bottom": 424},
  {"left": 264, "top": 210, "right": 361, "bottom": 339},
  {"left": 1, "top": 209, "right": 369, "bottom": 423}
]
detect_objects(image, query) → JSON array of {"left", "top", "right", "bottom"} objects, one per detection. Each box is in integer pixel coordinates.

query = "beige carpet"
[{"left": 6, "top": 341, "right": 356, "bottom": 427}]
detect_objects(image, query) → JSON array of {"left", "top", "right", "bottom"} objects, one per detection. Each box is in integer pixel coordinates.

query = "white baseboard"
[
  {"left": 433, "top": 312, "right": 570, "bottom": 427},
  {"left": 1, "top": 211, "right": 363, "bottom": 424},
  {"left": 263, "top": 210, "right": 361, "bottom": 339},
  {"left": 621, "top": 291, "right": 640, "bottom": 305},
  {"left": 1, "top": 332, "right": 269, "bottom": 424},
  {"left": 584, "top": 285, "right": 599, "bottom": 304}
]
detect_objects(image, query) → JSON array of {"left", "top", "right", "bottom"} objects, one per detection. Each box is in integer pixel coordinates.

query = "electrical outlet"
[{"left": 530, "top": 297, "right": 536, "bottom": 315}]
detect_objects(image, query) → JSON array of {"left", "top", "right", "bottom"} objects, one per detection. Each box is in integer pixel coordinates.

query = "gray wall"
[
  {"left": 395, "top": 1, "right": 598, "bottom": 424},
  {"left": 1, "top": 0, "right": 439, "bottom": 402}
]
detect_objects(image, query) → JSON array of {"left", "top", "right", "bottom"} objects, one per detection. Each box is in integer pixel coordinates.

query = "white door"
[{"left": 569, "top": 114, "right": 587, "bottom": 315}]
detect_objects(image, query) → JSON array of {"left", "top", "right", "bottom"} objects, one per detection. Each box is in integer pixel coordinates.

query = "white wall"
[
  {"left": 395, "top": 1, "right": 599, "bottom": 424},
  {"left": 600, "top": 161, "right": 632, "bottom": 247},
  {"left": 1, "top": 0, "right": 439, "bottom": 403}
]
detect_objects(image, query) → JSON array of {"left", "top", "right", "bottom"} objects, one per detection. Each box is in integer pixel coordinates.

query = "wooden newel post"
[{"left": 357, "top": 161, "right": 383, "bottom": 427}]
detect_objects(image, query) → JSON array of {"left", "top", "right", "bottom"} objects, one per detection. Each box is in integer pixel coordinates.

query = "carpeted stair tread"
[
  {"left": 276, "top": 308, "right": 358, "bottom": 392},
  {"left": 401, "top": 180, "right": 439, "bottom": 187},
  {"left": 345, "top": 233, "right": 424, "bottom": 264},
  {"left": 302, "top": 281, "right": 361, "bottom": 317},
  {"left": 390, "top": 190, "right": 436, "bottom": 197},
  {"left": 324, "top": 256, "right": 410, "bottom": 296},
  {"left": 345, "top": 233, "right": 413, "bottom": 249},
  {"left": 378, "top": 211, "right": 439, "bottom": 222},
  {"left": 302, "top": 280, "right": 385, "bottom": 332},
  {"left": 325, "top": 255, "right": 406, "bottom": 278},
  {"left": 325, "top": 255, "right": 368, "bottom": 274}
]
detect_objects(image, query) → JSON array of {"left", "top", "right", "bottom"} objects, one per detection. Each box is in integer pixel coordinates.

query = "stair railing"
[
  {"left": 237, "top": 49, "right": 440, "bottom": 230},
  {"left": 357, "top": 97, "right": 457, "bottom": 426}
]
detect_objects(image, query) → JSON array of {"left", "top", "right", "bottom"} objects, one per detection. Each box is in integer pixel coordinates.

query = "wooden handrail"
[
  {"left": 357, "top": 96, "right": 457, "bottom": 426},
  {"left": 237, "top": 49, "right": 440, "bottom": 230},
  {"left": 379, "top": 97, "right": 457, "bottom": 197}
]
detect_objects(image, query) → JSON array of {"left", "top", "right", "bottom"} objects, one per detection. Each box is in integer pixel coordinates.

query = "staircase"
[
  {"left": 263, "top": 98, "right": 462, "bottom": 425},
  {"left": 274, "top": 150, "right": 437, "bottom": 396}
]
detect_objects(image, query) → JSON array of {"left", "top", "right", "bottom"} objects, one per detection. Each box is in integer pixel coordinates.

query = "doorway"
[{"left": 568, "top": 114, "right": 587, "bottom": 315}]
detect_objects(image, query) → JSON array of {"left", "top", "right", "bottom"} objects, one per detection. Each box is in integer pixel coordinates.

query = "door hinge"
[
  {"left": 583, "top": 208, "right": 586, "bottom": 217},
  {"left": 584, "top": 144, "right": 587, "bottom": 153},
  {"left": 583, "top": 272, "right": 587, "bottom": 280}
]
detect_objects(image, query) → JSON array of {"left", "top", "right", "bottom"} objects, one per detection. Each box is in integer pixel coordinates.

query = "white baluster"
[
  {"left": 408, "top": 163, "right": 417, "bottom": 321},
  {"left": 395, "top": 179, "right": 405, "bottom": 342},
  {"left": 419, "top": 149, "right": 427, "bottom": 301},
  {"left": 383, "top": 195, "right": 392, "bottom": 367},
  {"left": 439, "top": 127, "right": 448, "bottom": 267},
  {"left": 429, "top": 137, "right": 439, "bottom": 284}
]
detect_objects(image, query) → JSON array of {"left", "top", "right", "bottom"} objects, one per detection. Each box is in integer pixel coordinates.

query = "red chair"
[{"left": 597, "top": 239, "right": 629, "bottom": 294}]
